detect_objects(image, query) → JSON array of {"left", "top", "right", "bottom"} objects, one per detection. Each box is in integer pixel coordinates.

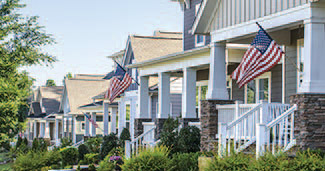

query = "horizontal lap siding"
[
  {"left": 151, "top": 94, "right": 182, "bottom": 119},
  {"left": 212, "top": 0, "right": 308, "bottom": 31}
]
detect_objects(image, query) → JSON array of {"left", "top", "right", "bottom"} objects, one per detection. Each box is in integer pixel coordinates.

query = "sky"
[{"left": 20, "top": 0, "right": 183, "bottom": 86}]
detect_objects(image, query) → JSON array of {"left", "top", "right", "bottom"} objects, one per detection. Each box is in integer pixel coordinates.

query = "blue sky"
[{"left": 20, "top": 0, "right": 182, "bottom": 86}]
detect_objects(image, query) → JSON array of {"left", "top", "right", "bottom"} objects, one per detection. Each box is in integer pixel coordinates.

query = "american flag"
[
  {"left": 231, "top": 23, "right": 284, "bottom": 88},
  {"left": 105, "top": 63, "right": 132, "bottom": 103},
  {"left": 84, "top": 113, "right": 98, "bottom": 128}
]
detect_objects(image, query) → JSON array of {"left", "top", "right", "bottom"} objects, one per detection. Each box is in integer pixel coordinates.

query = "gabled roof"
[
  {"left": 74, "top": 74, "right": 105, "bottom": 80},
  {"left": 30, "top": 102, "right": 42, "bottom": 116},
  {"left": 153, "top": 31, "right": 182, "bottom": 38},
  {"left": 63, "top": 78, "right": 110, "bottom": 114},
  {"left": 192, "top": 0, "right": 219, "bottom": 34},
  {"left": 129, "top": 35, "right": 183, "bottom": 63},
  {"left": 39, "top": 86, "right": 64, "bottom": 115}
]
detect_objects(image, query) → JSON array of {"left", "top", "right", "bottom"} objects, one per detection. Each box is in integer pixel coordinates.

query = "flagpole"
[
  {"left": 256, "top": 22, "right": 301, "bottom": 73},
  {"left": 113, "top": 60, "right": 140, "bottom": 86}
]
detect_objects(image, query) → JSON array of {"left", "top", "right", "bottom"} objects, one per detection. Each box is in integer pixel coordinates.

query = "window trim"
[
  {"left": 244, "top": 72, "right": 272, "bottom": 104},
  {"left": 297, "top": 38, "right": 304, "bottom": 91},
  {"left": 195, "top": 35, "right": 205, "bottom": 47}
]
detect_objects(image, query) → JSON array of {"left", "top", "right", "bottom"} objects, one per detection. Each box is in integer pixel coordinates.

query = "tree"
[
  {"left": 0, "top": 0, "right": 56, "bottom": 145},
  {"left": 46, "top": 79, "right": 56, "bottom": 87}
]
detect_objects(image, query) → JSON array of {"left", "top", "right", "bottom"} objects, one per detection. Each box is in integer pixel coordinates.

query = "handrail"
[
  {"left": 72, "top": 140, "right": 84, "bottom": 148},
  {"left": 267, "top": 105, "right": 297, "bottom": 129},
  {"left": 216, "top": 104, "right": 257, "bottom": 109},
  {"left": 226, "top": 104, "right": 261, "bottom": 129},
  {"left": 130, "top": 126, "right": 156, "bottom": 144}
]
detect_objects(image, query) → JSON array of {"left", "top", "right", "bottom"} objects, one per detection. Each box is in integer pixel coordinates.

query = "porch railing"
[
  {"left": 125, "top": 126, "right": 156, "bottom": 158},
  {"left": 217, "top": 100, "right": 292, "bottom": 157},
  {"left": 256, "top": 104, "right": 297, "bottom": 157}
]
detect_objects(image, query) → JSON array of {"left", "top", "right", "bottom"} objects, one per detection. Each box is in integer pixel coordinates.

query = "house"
[
  {"left": 58, "top": 75, "right": 110, "bottom": 144},
  {"left": 102, "top": 31, "right": 184, "bottom": 140},
  {"left": 124, "top": 0, "right": 325, "bottom": 156},
  {"left": 26, "top": 86, "right": 64, "bottom": 145}
]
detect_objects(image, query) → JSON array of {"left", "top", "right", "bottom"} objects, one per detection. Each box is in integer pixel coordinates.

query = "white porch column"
[
  {"left": 182, "top": 67, "right": 197, "bottom": 118},
  {"left": 55, "top": 119, "right": 60, "bottom": 146},
  {"left": 40, "top": 122, "right": 45, "bottom": 138},
  {"left": 90, "top": 113, "right": 97, "bottom": 137},
  {"left": 44, "top": 121, "right": 50, "bottom": 139},
  {"left": 61, "top": 116, "right": 65, "bottom": 138},
  {"left": 207, "top": 42, "right": 229, "bottom": 100},
  {"left": 130, "top": 98, "right": 136, "bottom": 140},
  {"left": 300, "top": 19, "right": 325, "bottom": 93},
  {"left": 118, "top": 100, "right": 125, "bottom": 136},
  {"left": 72, "top": 115, "right": 77, "bottom": 143},
  {"left": 158, "top": 72, "right": 170, "bottom": 118},
  {"left": 33, "top": 121, "right": 37, "bottom": 138},
  {"left": 84, "top": 113, "right": 90, "bottom": 136},
  {"left": 137, "top": 76, "right": 150, "bottom": 118},
  {"left": 103, "top": 102, "right": 109, "bottom": 136},
  {"left": 110, "top": 107, "right": 117, "bottom": 134}
]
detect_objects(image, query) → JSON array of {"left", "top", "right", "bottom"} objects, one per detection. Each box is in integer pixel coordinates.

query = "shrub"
[
  {"left": 38, "top": 138, "right": 48, "bottom": 151},
  {"left": 87, "top": 136, "right": 103, "bottom": 153},
  {"left": 167, "top": 152, "right": 200, "bottom": 171},
  {"left": 31, "top": 138, "right": 39, "bottom": 151},
  {"left": 249, "top": 152, "right": 290, "bottom": 171},
  {"left": 60, "top": 137, "right": 72, "bottom": 148},
  {"left": 100, "top": 133, "right": 119, "bottom": 159},
  {"left": 23, "top": 137, "right": 28, "bottom": 146},
  {"left": 122, "top": 146, "right": 170, "bottom": 171},
  {"left": 12, "top": 151, "right": 46, "bottom": 171},
  {"left": 178, "top": 126, "right": 201, "bottom": 153},
  {"left": 207, "top": 152, "right": 251, "bottom": 171},
  {"left": 16, "top": 137, "right": 23, "bottom": 148},
  {"left": 88, "top": 163, "right": 96, "bottom": 171},
  {"left": 78, "top": 143, "right": 90, "bottom": 160},
  {"left": 98, "top": 155, "right": 117, "bottom": 171},
  {"left": 85, "top": 153, "right": 100, "bottom": 164},
  {"left": 119, "top": 128, "right": 131, "bottom": 147},
  {"left": 290, "top": 150, "right": 325, "bottom": 171},
  {"left": 159, "top": 117, "right": 179, "bottom": 154},
  {"left": 44, "top": 150, "right": 62, "bottom": 168},
  {"left": 60, "top": 147, "right": 78, "bottom": 166}
]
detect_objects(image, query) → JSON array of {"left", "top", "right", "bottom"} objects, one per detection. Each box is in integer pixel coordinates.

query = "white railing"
[
  {"left": 142, "top": 122, "right": 156, "bottom": 144},
  {"left": 256, "top": 105, "right": 297, "bottom": 158},
  {"left": 218, "top": 100, "right": 292, "bottom": 157},
  {"left": 72, "top": 140, "right": 84, "bottom": 148},
  {"left": 188, "top": 122, "right": 201, "bottom": 130},
  {"left": 125, "top": 126, "right": 156, "bottom": 158}
]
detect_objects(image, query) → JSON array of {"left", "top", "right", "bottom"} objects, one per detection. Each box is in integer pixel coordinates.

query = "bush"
[
  {"left": 291, "top": 150, "right": 325, "bottom": 171},
  {"left": 60, "top": 137, "right": 72, "bottom": 148},
  {"left": 88, "top": 163, "right": 96, "bottom": 171},
  {"left": 119, "top": 128, "right": 131, "bottom": 147},
  {"left": 207, "top": 152, "right": 251, "bottom": 171},
  {"left": 87, "top": 136, "right": 103, "bottom": 153},
  {"left": 249, "top": 152, "right": 290, "bottom": 171},
  {"left": 78, "top": 144, "right": 90, "bottom": 160},
  {"left": 60, "top": 147, "right": 78, "bottom": 166},
  {"left": 85, "top": 153, "right": 100, "bottom": 164},
  {"left": 12, "top": 151, "right": 46, "bottom": 171},
  {"left": 159, "top": 117, "right": 179, "bottom": 154},
  {"left": 122, "top": 146, "right": 170, "bottom": 171},
  {"left": 16, "top": 137, "right": 23, "bottom": 148},
  {"left": 100, "top": 133, "right": 119, "bottom": 159},
  {"left": 178, "top": 126, "right": 201, "bottom": 153},
  {"left": 167, "top": 152, "right": 200, "bottom": 171},
  {"left": 98, "top": 155, "right": 117, "bottom": 171},
  {"left": 31, "top": 138, "right": 39, "bottom": 151},
  {"left": 38, "top": 138, "right": 48, "bottom": 151},
  {"left": 44, "top": 150, "right": 62, "bottom": 168}
]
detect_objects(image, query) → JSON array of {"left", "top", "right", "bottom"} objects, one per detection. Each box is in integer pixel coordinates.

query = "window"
[
  {"left": 195, "top": 35, "right": 205, "bottom": 47},
  {"left": 244, "top": 72, "right": 271, "bottom": 104},
  {"left": 196, "top": 81, "right": 208, "bottom": 118},
  {"left": 297, "top": 39, "right": 304, "bottom": 90},
  {"left": 125, "top": 104, "right": 130, "bottom": 130}
]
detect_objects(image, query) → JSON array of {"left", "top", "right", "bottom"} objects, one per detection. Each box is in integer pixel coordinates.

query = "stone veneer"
[
  {"left": 290, "top": 93, "right": 325, "bottom": 151},
  {"left": 154, "top": 118, "right": 168, "bottom": 140},
  {"left": 134, "top": 118, "right": 152, "bottom": 137},
  {"left": 200, "top": 99, "right": 234, "bottom": 152}
]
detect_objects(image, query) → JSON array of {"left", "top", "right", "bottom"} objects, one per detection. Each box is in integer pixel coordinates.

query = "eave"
[{"left": 192, "top": 0, "right": 219, "bottom": 35}]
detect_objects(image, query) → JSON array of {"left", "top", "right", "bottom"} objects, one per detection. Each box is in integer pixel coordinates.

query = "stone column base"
[
  {"left": 155, "top": 118, "right": 168, "bottom": 140},
  {"left": 180, "top": 118, "right": 200, "bottom": 128},
  {"left": 200, "top": 99, "right": 234, "bottom": 152},
  {"left": 290, "top": 93, "right": 325, "bottom": 151},
  {"left": 134, "top": 118, "right": 152, "bottom": 137}
]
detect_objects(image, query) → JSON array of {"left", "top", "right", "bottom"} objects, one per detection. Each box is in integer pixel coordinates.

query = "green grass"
[{"left": 0, "top": 162, "right": 12, "bottom": 171}]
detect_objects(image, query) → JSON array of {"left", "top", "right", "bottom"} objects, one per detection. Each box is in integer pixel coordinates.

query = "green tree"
[
  {"left": 0, "top": 0, "right": 56, "bottom": 145},
  {"left": 45, "top": 79, "right": 56, "bottom": 87}
]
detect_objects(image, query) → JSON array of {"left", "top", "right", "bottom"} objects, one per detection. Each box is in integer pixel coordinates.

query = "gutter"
[{"left": 127, "top": 45, "right": 210, "bottom": 68}]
